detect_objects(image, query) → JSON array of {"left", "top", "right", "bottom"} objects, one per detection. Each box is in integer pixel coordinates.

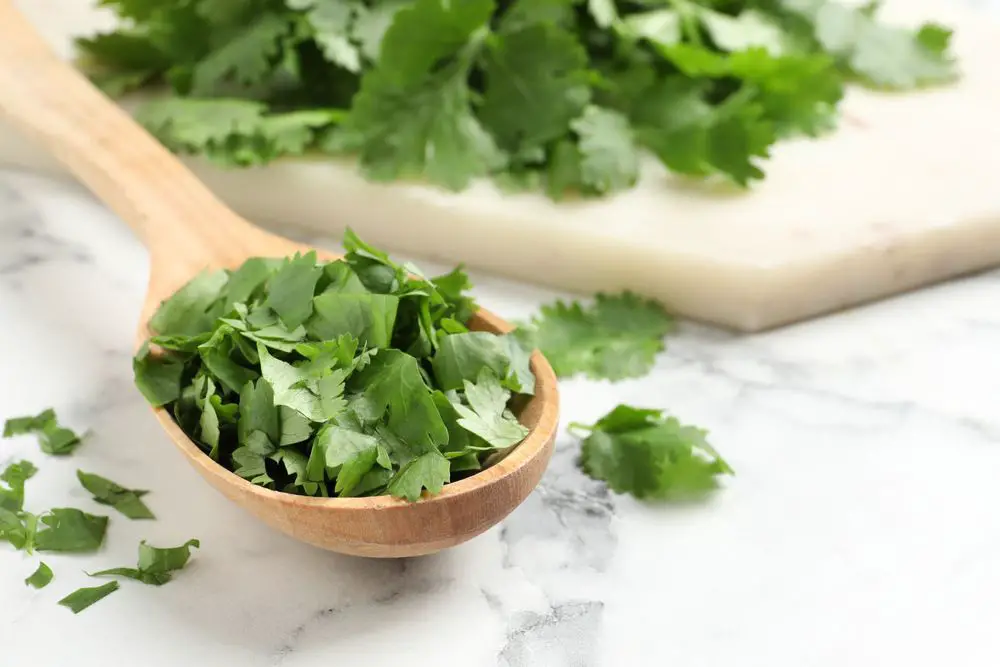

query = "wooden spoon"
[{"left": 0, "top": 2, "right": 559, "bottom": 557}]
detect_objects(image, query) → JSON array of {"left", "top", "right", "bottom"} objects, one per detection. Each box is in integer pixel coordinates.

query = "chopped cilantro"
[
  {"left": 133, "top": 230, "right": 533, "bottom": 501},
  {"left": 3, "top": 408, "right": 84, "bottom": 455},
  {"left": 25, "top": 562, "right": 53, "bottom": 589},
  {"left": 573, "top": 405, "right": 733, "bottom": 500},
  {"left": 90, "top": 538, "right": 200, "bottom": 586},
  {"left": 34, "top": 508, "right": 109, "bottom": 553},
  {"left": 77, "top": 471, "right": 155, "bottom": 520},
  {"left": 58, "top": 581, "right": 120, "bottom": 614},
  {"left": 78, "top": 0, "right": 958, "bottom": 196}
]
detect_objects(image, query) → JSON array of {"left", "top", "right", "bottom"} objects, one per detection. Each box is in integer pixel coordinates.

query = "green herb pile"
[
  {"left": 2, "top": 412, "right": 200, "bottom": 614},
  {"left": 132, "top": 230, "right": 535, "bottom": 501},
  {"left": 77, "top": 0, "right": 957, "bottom": 198}
]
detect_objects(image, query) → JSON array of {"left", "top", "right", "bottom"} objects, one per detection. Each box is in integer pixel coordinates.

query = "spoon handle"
[{"left": 0, "top": 2, "right": 272, "bottom": 273}]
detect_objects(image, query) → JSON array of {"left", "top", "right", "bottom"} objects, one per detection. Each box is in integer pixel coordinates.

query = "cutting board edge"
[{"left": 4, "top": 124, "right": 999, "bottom": 333}]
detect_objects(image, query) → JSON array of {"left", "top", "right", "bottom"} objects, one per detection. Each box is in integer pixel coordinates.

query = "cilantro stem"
[{"left": 669, "top": 0, "right": 704, "bottom": 47}]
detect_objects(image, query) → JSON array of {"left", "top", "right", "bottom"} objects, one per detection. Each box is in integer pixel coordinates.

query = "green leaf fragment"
[
  {"left": 133, "top": 344, "right": 185, "bottom": 407},
  {"left": 3, "top": 408, "right": 83, "bottom": 456},
  {"left": 25, "top": 561, "right": 53, "bottom": 589},
  {"left": 34, "top": 508, "right": 108, "bottom": 553},
  {"left": 59, "top": 581, "right": 120, "bottom": 614},
  {"left": 576, "top": 405, "right": 733, "bottom": 500},
  {"left": 150, "top": 269, "right": 228, "bottom": 337},
  {"left": 77, "top": 470, "right": 155, "bottom": 520},
  {"left": 522, "top": 291, "right": 674, "bottom": 380}
]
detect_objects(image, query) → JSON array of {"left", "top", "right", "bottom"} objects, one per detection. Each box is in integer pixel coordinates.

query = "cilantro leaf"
[
  {"left": 3, "top": 409, "right": 83, "bottom": 456},
  {"left": 135, "top": 99, "right": 340, "bottom": 166},
  {"left": 785, "top": 0, "right": 957, "bottom": 89},
  {"left": 189, "top": 13, "right": 295, "bottom": 95},
  {"left": 238, "top": 378, "right": 280, "bottom": 451},
  {"left": 264, "top": 251, "right": 323, "bottom": 330},
  {"left": 451, "top": 370, "right": 529, "bottom": 449},
  {"left": 574, "top": 405, "right": 733, "bottom": 500},
  {"left": 25, "top": 561, "right": 53, "bottom": 589},
  {"left": 150, "top": 269, "right": 228, "bottom": 337},
  {"left": 258, "top": 344, "right": 347, "bottom": 422},
  {"left": 77, "top": 471, "right": 155, "bottom": 520},
  {"left": 570, "top": 106, "right": 641, "bottom": 195},
  {"left": 337, "top": 62, "right": 504, "bottom": 191},
  {"left": 432, "top": 332, "right": 508, "bottom": 391},
  {"left": 289, "top": 0, "right": 363, "bottom": 72},
  {"left": 478, "top": 22, "right": 590, "bottom": 153},
  {"left": 387, "top": 451, "right": 450, "bottom": 501},
  {"left": 0, "top": 507, "right": 36, "bottom": 551},
  {"left": 4, "top": 410, "right": 57, "bottom": 438},
  {"left": 334, "top": 0, "right": 504, "bottom": 190},
  {"left": 0, "top": 459, "right": 37, "bottom": 512},
  {"left": 306, "top": 293, "right": 399, "bottom": 347},
  {"left": 521, "top": 292, "right": 674, "bottom": 380},
  {"left": 58, "top": 581, "right": 120, "bottom": 614},
  {"left": 34, "top": 508, "right": 109, "bottom": 553},
  {"left": 90, "top": 538, "right": 200, "bottom": 586},
  {"left": 133, "top": 343, "right": 186, "bottom": 407},
  {"left": 349, "top": 349, "right": 448, "bottom": 449},
  {"left": 351, "top": 1, "right": 409, "bottom": 61}
]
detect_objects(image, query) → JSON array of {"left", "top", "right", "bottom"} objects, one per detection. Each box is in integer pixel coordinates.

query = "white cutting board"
[{"left": 4, "top": 0, "right": 1000, "bottom": 331}]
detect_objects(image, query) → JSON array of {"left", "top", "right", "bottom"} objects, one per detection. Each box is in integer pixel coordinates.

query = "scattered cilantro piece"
[
  {"left": 25, "top": 562, "right": 53, "bottom": 589},
  {"left": 58, "top": 581, "right": 120, "bottom": 614},
  {"left": 3, "top": 409, "right": 83, "bottom": 455},
  {"left": 519, "top": 292, "right": 674, "bottom": 380},
  {"left": 90, "top": 539, "right": 200, "bottom": 586},
  {"left": 78, "top": 0, "right": 960, "bottom": 195},
  {"left": 34, "top": 508, "right": 108, "bottom": 553},
  {"left": 0, "top": 459, "right": 36, "bottom": 513},
  {"left": 573, "top": 405, "right": 733, "bottom": 500},
  {"left": 77, "top": 471, "right": 155, "bottom": 520},
  {"left": 135, "top": 230, "right": 533, "bottom": 501}
]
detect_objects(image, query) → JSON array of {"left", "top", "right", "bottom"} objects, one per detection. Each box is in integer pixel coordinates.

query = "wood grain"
[{"left": 0, "top": 0, "right": 559, "bottom": 557}]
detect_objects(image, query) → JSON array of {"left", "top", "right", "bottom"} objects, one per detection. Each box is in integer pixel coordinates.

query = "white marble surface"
[{"left": 3, "top": 168, "right": 1000, "bottom": 666}]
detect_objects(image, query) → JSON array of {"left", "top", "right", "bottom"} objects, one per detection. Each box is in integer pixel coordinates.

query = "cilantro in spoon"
[{"left": 133, "top": 230, "right": 535, "bottom": 501}]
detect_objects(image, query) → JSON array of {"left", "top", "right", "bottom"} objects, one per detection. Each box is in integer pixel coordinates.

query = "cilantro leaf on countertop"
[
  {"left": 133, "top": 229, "right": 533, "bottom": 501},
  {"left": 78, "top": 0, "right": 960, "bottom": 196},
  {"left": 90, "top": 539, "right": 200, "bottom": 586},
  {"left": 518, "top": 291, "right": 674, "bottom": 381},
  {"left": 34, "top": 508, "right": 109, "bottom": 553},
  {"left": 58, "top": 581, "right": 120, "bottom": 614},
  {"left": 77, "top": 471, "right": 155, "bottom": 520},
  {"left": 0, "top": 459, "right": 36, "bottom": 512},
  {"left": 0, "top": 460, "right": 39, "bottom": 551},
  {"left": 25, "top": 562, "right": 54, "bottom": 589},
  {"left": 3, "top": 409, "right": 84, "bottom": 456},
  {"left": 573, "top": 405, "right": 732, "bottom": 500}
]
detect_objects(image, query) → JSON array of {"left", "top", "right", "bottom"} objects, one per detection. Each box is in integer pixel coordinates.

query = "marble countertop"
[{"left": 2, "top": 168, "right": 1000, "bottom": 666}]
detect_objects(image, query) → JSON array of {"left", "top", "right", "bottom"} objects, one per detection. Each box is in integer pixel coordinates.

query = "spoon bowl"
[{"left": 0, "top": 1, "right": 559, "bottom": 557}]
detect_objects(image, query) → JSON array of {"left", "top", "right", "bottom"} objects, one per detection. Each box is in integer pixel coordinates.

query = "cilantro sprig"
[
  {"left": 77, "top": 0, "right": 958, "bottom": 197},
  {"left": 572, "top": 405, "right": 733, "bottom": 500},
  {"left": 133, "top": 230, "right": 535, "bottom": 501}
]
